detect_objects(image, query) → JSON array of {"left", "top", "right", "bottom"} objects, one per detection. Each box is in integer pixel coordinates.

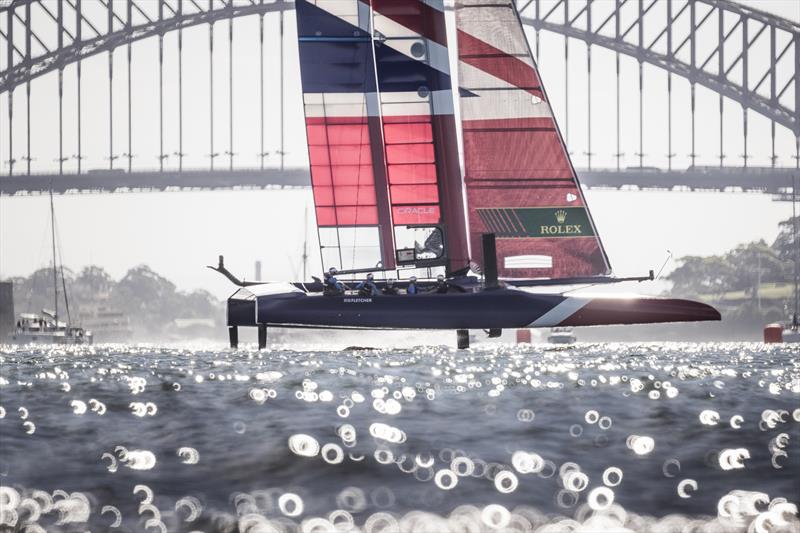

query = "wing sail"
[
  {"left": 296, "top": 0, "right": 395, "bottom": 271},
  {"left": 371, "top": 0, "right": 470, "bottom": 274},
  {"left": 456, "top": 0, "right": 611, "bottom": 279},
  {"left": 296, "top": 0, "right": 471, "bottom": 276}
]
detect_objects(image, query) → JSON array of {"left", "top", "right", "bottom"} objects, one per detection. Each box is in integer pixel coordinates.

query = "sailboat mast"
[
  {"left": 793, "top": 173, "right": 798, "bottom": 329},
  {"left": 60, "top": 261, "right": 72, "bottom": 324},
  {"left": 49, "top": 179, "right": 58, "bottom": 323}
]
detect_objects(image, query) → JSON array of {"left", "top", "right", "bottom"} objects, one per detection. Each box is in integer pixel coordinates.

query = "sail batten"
[{"left": 456, "top": 0, "right": 611, "bottom": 279}]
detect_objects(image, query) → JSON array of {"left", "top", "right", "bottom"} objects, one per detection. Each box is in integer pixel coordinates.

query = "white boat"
[
  {"left": 548, "top": 327, "right": 577, "bottom": 344},
  {"left": 11, "top": 181, "right": 92, "bottom": 345},
  {"left": 13, "top": 311, "right": 92, "bottom": 345}
]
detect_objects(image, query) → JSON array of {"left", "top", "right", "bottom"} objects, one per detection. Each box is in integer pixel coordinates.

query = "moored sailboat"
[
  {"left": 212, "top": 0, "right": 719, "bottom": 348},
  {"left": 11, "top": 181, "right": 92, "bottom": 345}
]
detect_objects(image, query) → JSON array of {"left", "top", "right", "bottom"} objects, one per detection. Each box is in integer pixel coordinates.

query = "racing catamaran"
[{"left": 212, "top": 0, "right": 719, "bottom": 348}]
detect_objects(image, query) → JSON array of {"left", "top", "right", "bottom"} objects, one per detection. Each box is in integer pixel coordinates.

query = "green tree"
[
  {"left": 773, "top": 215, "right": 799, "bottom": 262},
  {"left": 11, "top": 263, "right": 224, "bottom": 339},
  {"left": 75, "top": 266, "right": 113, "bottom": 293},
  {"left": 723, "top": 241, "right": 787, "bottom": 292},
  {"left": 112, "top": 265, "right": 182, "bottom": 334},
  {"left": 667, "top": 255, "right": 734, "bottom": 298},
  {"left": 12, "top": 266, "right": 75, "bottom": 316}
]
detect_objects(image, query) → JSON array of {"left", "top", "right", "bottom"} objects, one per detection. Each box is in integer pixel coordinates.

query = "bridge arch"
[
  {"left": 519, "top": 0, "right": 798, "bottom": 136},
  {"left": 1, "top": 0, "right": 797, "bottom": 135}
]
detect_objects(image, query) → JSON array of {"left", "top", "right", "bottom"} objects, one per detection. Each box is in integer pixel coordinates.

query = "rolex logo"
[{"left": 555, "top": 209, "right": 567, "bottom": 224}]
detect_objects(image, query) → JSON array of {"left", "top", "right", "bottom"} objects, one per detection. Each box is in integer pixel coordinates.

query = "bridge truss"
[{"left": 0, "top": 0, "right": 798, "bottom": 194}]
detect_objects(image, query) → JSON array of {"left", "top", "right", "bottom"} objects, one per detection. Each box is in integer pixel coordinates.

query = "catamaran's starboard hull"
[{"left": 227, "top": 287, "right": 720, "bottom": 330}]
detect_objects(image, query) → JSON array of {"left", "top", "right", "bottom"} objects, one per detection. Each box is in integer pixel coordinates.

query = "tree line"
[
  {"left": 667, "top": 215, "right": 798, "bottom": 327},
  {"left": 9, "top": 264, "right": 223, "bottom": 340}
]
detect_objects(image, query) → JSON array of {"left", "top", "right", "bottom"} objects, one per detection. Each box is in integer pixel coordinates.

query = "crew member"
[
  {"left": 382, "top": 279, "right": 399, "bottom": 295},
  {"left": 323, "top": 267, "right": 345, "bottom": 296},
  {"left": 431, "top": 274, "right": 449, "bottom": 294},
  {"left": 406, "top": 276, "right": 419, "bottom": 295},
  {"left": 356, "top": 273, "right": 380, "bottom": 297}
]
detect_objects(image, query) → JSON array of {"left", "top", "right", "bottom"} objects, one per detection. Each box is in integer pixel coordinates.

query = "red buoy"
[
  {"left": 764, "top": 324, "right": 783, "bottom": 343},
  {"left": 516, "top": 329, "right": 532, "bottom": 344}
]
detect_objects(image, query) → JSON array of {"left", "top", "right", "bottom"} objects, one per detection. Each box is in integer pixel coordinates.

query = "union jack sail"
[
  {"left": 456, "top": 0, "right": 611, "bottom": 279},
  {"left": 297, "top": 0, "right": 611, "bottom": 280}
]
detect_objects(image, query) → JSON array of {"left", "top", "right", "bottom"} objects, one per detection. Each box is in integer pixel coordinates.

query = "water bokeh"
[{"left": 0, "top": 341, "right": 798, "bottom": 532}]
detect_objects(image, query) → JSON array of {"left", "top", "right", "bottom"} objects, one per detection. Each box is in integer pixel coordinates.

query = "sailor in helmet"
[
  {"left": 382, "top": 278, "right": 399, "bottom": 295},
  {"left": 355, "top": 273, "right": 380, "bottom": 297},
  {"left": 431, "top": 273, "right": 450, "bottom": 294},
  {"left": 323, "top": 267, "right": 346, "bottom": 296},
  {"left": 406, "top": 276, "right": 419, "bottom": 295}
]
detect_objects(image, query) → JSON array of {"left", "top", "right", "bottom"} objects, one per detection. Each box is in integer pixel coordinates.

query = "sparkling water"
[{"left": 0, "top": 342, "right": 798, "bottom": 532}]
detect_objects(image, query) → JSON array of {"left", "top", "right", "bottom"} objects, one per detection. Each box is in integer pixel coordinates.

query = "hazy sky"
[{"left": 0, "top": 0, "right": 797, "bottom": 300}]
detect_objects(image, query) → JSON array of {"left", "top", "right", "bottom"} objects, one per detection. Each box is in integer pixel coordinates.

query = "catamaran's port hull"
[{"left": 227, "top": 288, "right": 720, "bottom": 330}]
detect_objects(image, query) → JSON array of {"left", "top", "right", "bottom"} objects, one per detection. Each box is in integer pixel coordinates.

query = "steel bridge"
[
  {"left": 1, "top": 165, "right": 797, "bottom": 196},
  {"left": 0, "top": 0, "right": 798, "bottom": 195}
]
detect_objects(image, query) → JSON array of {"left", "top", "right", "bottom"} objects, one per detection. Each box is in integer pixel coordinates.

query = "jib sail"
[{"left": 455, "top": 0, "right": 611, "bottom": 279}]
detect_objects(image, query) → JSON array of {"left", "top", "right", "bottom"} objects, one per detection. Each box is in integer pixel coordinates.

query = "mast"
[
  {"left": 49, "top": 178, "right": 58, "bottom": 324},
  {"left": 60, "top": 261, "right": 72, "bottom": 325},
  {"left": 793, "top": 173, "right": 798, "bottom": 329}
]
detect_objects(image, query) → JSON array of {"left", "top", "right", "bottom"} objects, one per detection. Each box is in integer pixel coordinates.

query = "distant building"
[
  {"left": 78, "top": 304, "right": 133, "bottom": 342},
  {"left": 172, "top": 318, "right": 218, "bottom": 340},
  {"left": 173, "top": 318, "right": 216, "bottom": 329}
]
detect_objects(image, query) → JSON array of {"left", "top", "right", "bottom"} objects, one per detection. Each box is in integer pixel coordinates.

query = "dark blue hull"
[
  {"left": 226, "top": 285, "right": 720, "bottom": 331},
  {"left": 257, "top": 289, "right": 562, "bottom": 330}
]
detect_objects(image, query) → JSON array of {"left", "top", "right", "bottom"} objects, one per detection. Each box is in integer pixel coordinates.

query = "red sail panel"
[
  {"left": 383, "top": 111, "right": 439, "bottom": 225},
  {"left": 306, "top": 110, "right": 378, "bottom": 227},
  {"left": 456, "top": 0, "right": 611, "bottom": 279}
]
